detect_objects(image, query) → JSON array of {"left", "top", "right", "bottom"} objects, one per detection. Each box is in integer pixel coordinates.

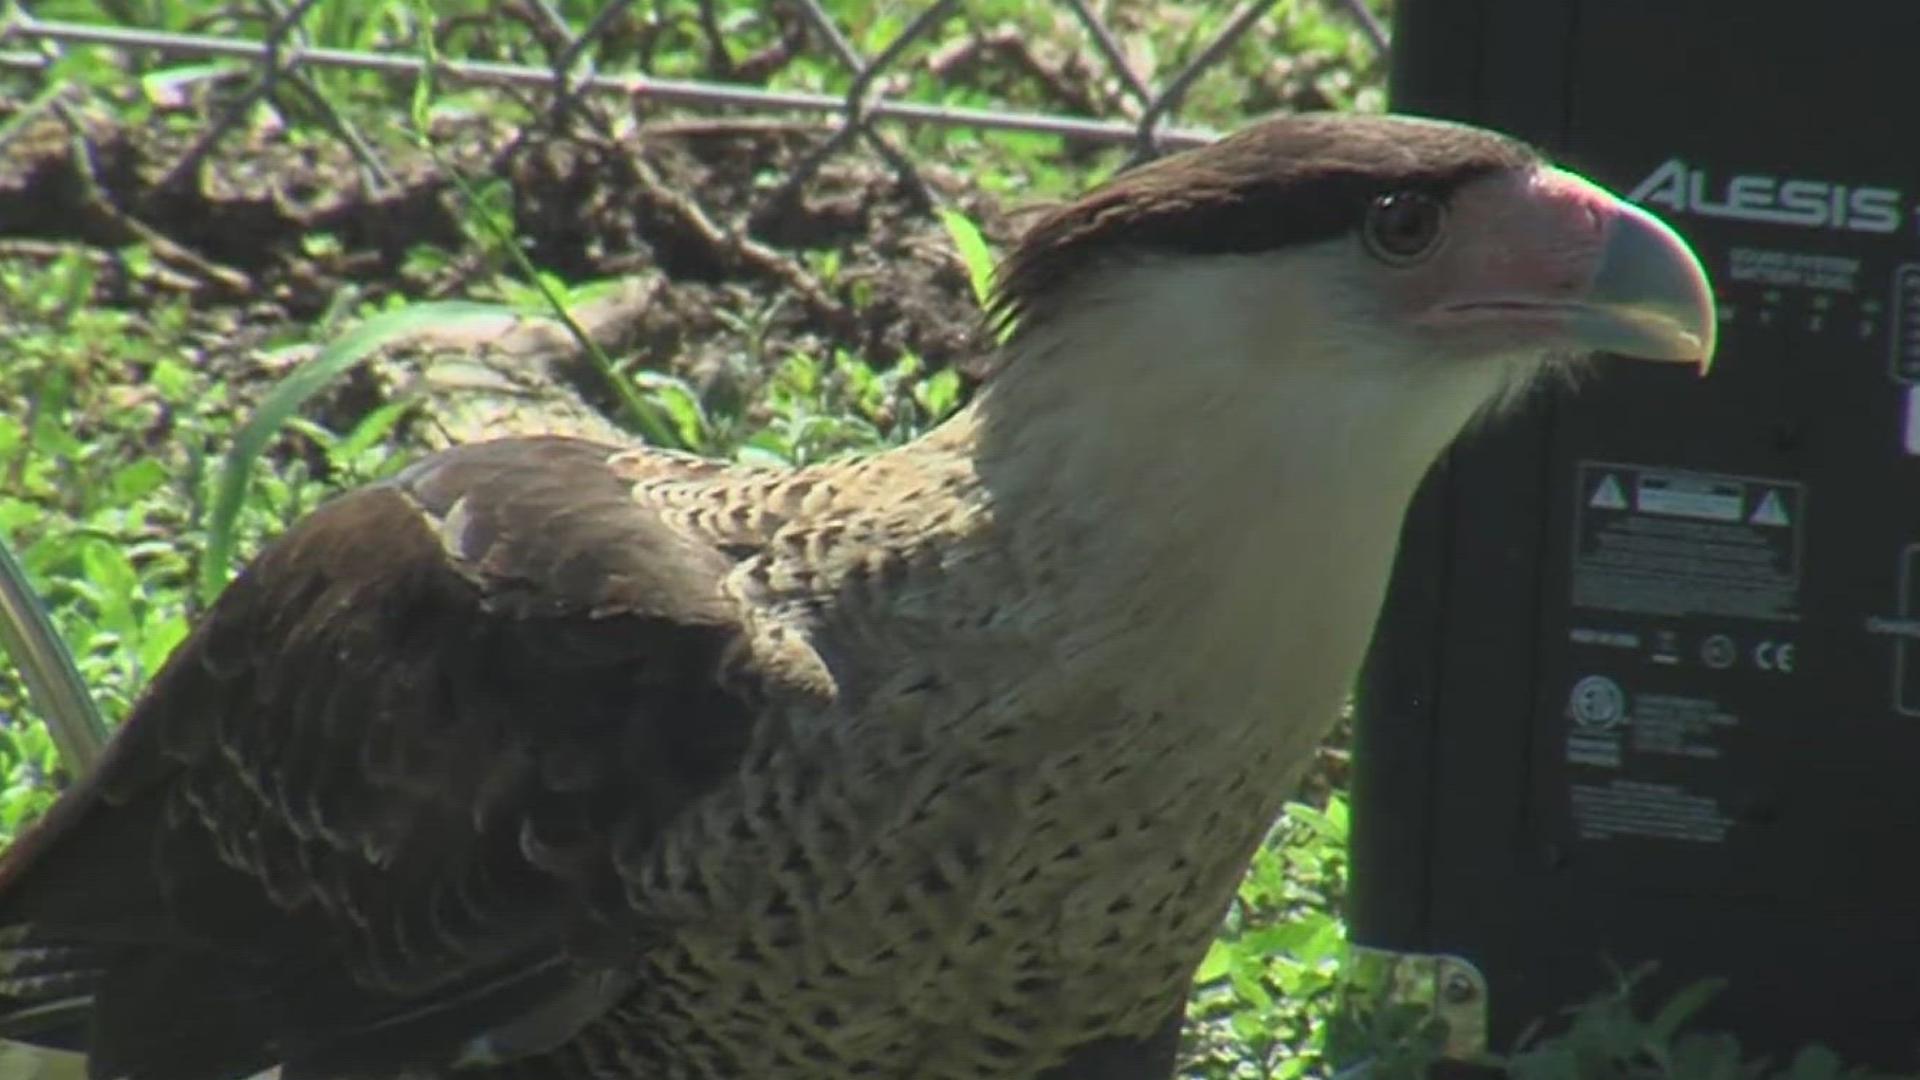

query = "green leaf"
[
  {"left": 1194, "top": 938, "right": 1234, "bottom": 983},
  {"left": 335, "top": 397, "right": 420, "bottom": 463},
  {"left": 1227, "top": 964, "right": 1274, "bottom": 1011},
  {"left": 735, "top": 439, "right": 793, "bottom": 468},
  {"left": 137, "top": 611, "right": 189, "bottom": 679},
  {"left": 937, "top": 207, "right": 997, "bottom": 310},
  {"left": 111, "top": 459, "right": 170, "bottom": 503},
  {"left": 78, "top": 537, "right": 139, "bottom": 638},
  {"left": 1648, "top": 977, "right": 1729, "bottom": 1046},
  {"left": 1780, "top": 1045, "right": 1843, "bottom": 1080},
  {"left": 1508, "top": 1045, "right": 1581, "bottom": 1080},
  {"left": 633, "top": 371, "right": 713, "bottom": 453},
  {"left": 914, "top": 368, "right": 963, "bottom": 420},
  {"left": 0, "top": 415, "right": 23, "bottom": 461},
  {"left": 149, "top": 357, "right": 195, "bottom": 402},
  {"left": 1669, "top": 1030, "right": 1744, "bottom": 1080}
]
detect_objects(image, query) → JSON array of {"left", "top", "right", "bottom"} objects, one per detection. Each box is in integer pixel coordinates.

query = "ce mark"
[{"left": 1754, "top": 639, "right": 1796, "bottom": 674}]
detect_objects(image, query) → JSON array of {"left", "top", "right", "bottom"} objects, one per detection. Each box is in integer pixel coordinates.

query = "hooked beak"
[
  {"left": 1568, "top": 182, "right": 1718, "bottom": 371},
  {"left": 1421, "top": 165, "right": 1718, "bottom": 374}
]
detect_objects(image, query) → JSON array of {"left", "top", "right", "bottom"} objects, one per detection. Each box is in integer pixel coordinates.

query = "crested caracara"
[{"left": 0, "top": 111, "right": 1715, "bottom": 1080}]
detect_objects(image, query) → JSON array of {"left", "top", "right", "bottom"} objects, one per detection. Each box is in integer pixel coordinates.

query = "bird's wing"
[{"left": 0, "top": 436, "right": 782, "bottom": 1080}]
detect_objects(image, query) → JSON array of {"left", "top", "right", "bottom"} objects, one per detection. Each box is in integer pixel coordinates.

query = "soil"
[{"left": 0, "top": 90, "right": 1019, "bottom": 449}]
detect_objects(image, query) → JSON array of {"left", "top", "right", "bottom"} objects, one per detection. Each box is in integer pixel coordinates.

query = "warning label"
[
  {"left": 1572, "top": 462, "right": 1804, "bottom": 620},
  {"left": 1891, "top": 263, "right": 1920, "bottom": 382},
  {"left": 1588, "top": 473, "right": 1628, "bottom": 510},
  {"left": 1749, "top": 490, "right": 1791, "bottom": 526},
  {"left": 1552, "top": 468, "right": 1807, "bottom": 857},
  {"left": 1570, "top": 780, "right": 1735, "bottom": 843}
]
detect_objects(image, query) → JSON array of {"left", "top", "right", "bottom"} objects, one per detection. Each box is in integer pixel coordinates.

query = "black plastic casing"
[{"left": 1356, "top": 1, "right": 1920, "bottom": 1067}]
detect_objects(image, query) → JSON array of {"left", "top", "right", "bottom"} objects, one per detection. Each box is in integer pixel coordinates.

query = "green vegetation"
[{"left": 0, "top": 3, "right": 1893, "bottom": 1079}]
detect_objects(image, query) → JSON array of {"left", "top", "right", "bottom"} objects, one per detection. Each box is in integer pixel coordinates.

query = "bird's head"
[{"left": 974, "top": 111, "right": 1716, "bottom": 487}]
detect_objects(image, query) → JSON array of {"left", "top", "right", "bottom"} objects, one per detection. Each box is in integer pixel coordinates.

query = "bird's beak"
[
  {"left": 1562, "top": 172, "right": 1718, "bottom": 373},
  {"left": 1420, "top": 166, "right": 1718, "bottom": 375}
]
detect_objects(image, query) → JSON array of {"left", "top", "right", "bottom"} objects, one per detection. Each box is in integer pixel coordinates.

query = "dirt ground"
[{"left": 0, "top": 90, "right": 1025, "bottom": 449}]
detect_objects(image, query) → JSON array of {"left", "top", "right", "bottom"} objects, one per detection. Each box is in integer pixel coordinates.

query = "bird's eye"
[{"left": 1362, "top": 191, "right": 1446, "bottom": 264}]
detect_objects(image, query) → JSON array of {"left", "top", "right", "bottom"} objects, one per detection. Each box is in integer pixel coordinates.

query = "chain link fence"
[{"left": 2, "top": 1, "right": 1389, "bottom": 220}]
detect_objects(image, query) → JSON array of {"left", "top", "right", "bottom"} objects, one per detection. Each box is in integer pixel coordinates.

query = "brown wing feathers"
[{"left": 0, "top": 436, "right": 761, "bottom": 1080}]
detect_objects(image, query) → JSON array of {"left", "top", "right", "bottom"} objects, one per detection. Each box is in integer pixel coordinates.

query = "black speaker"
[{"left": 1353, "top": 1, "right": 1920, "bottom": 1068}]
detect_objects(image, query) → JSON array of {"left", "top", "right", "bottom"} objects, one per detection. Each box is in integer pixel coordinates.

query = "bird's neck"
[
  {"left": 966, "top": 377, "right": 1418, "bottom": 705},
  {"left": 933, "top": 278, "right": 1503, "bottom": 753}
]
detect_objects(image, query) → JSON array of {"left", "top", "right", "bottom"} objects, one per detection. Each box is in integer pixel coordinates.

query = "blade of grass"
[
  {"left": 198, "top": 300, "right": 509, "bottom": 604},
  {"left": 0, "top": 533, "right": 108, "bottom": 773}
]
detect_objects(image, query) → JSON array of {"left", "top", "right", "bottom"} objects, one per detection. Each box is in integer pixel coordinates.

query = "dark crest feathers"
[{"left": 986, "top": 111, "right": 1539, "bottom": 334}]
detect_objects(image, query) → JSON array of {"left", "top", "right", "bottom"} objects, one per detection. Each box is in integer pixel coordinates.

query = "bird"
[{"left": 0, "top": 111, "right": 1715, "bottom": 1080}]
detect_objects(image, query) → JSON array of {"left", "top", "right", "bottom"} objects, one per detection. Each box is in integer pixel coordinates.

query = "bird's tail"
[
  {"left": 0, "top": 924, "right": 101, "bottom": 1050},
  {"left": 0, "top": 927, "right": 280, "bottom": 1080}
]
